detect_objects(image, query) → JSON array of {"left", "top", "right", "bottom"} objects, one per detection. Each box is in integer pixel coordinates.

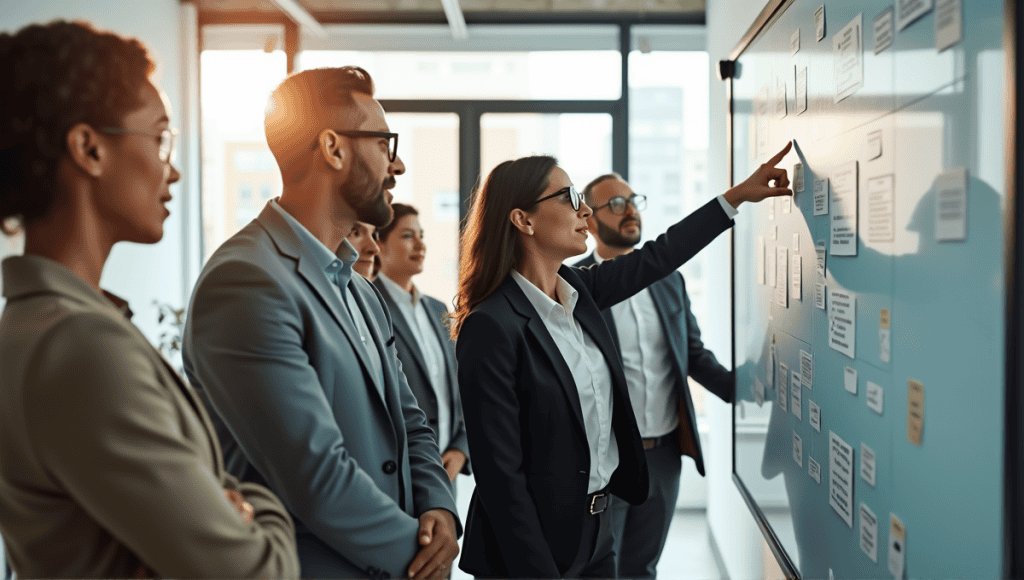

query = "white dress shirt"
[
  {"left": 511, "top": 270, "right": 618, "bottom": 493},
  {"left": 379, "top": 274, "right": 452, "bottom": 452}
]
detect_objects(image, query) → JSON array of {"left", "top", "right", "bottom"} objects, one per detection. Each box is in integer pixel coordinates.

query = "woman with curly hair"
[{"left": 0, "top": 20, "right": 299, "bottom": 578}]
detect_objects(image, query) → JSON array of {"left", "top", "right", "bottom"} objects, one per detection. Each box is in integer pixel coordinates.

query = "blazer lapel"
[
  {"left": 503, "top": 278, "right": 587, "bottom": 436},
  {"left": 374, "top": 279, "right": 431, "bottom": 381},
  {"left": 348, "top": 280, "right": 402, "bottom": 439},
  {"left": 423, "top": 299, "right": 459, "bottom": 405}
]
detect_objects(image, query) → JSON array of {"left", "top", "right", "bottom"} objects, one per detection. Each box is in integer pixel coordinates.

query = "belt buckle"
[
  {"left": 642, "top": 438, "right": 656, "bottom": 450},
  {"left": 589, "top": 493, "right": 607, "bottom": 515}
]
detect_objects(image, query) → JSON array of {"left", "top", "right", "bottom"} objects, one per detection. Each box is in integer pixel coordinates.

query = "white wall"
[
  {"left": 0, "top": 1, "right": 195, "bottom": 348},
  {"left": 705, "top": 1, "right": 777, "bottom": 579}
]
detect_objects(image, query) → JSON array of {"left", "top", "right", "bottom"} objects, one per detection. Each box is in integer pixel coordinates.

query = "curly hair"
[{"left": 0, "top": 20, "right": 155, "bottom": 234}]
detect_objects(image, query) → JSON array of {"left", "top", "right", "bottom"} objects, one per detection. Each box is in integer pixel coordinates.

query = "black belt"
[
  {"left": 641, "top": 429, "right": 677, "bottom": 450},
  {"left": 587, "top": 488, "right": 609, "bottom": 515}
]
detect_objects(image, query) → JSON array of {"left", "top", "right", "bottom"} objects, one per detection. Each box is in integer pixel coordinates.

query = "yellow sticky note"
[{"left": 907, "top": 379, "right": 924, "bottom": 446}]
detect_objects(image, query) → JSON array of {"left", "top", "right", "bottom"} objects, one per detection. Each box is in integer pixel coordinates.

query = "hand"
[
  {"left": 224, "top": 489, "right": 254, "bottom": 525},
  {"left": 441, "top": 449, "right": 466, "bottom": 482},
  {"left": 723, "top": 141, "right": 794, "bottom": 208},
  {"left": 408, "top": 509, "right": 460, "bottom": 580}
]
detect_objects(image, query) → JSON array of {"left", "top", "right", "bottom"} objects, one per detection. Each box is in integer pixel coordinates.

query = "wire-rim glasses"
[
  {"left": 99, "top": 127, "right": 178, "bottom": 163},
  {"left": 592, "top": 193, "right": 647, "bottom": 215}
]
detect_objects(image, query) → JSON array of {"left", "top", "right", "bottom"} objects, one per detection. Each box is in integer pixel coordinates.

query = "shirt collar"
[
  {"left": 270, "top": 199, "right": 358, "bottom": 288},
  {"left": 379, "top": 273, "right": 420, "bottom": 307},
  {"left": 511, "top": 269, "right": 578, "bottom": 321}
]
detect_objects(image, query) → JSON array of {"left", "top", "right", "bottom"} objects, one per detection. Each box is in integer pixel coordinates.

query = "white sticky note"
[
  {"left": 800, "top": 349, "right": 814, "bottom": 388},
  {"left": 792, "top": 28, "right": 801, "bottom": 54},
  {"left": 816, "top": 283, "right": 827, "bottom": 310},
  {"left": 829, "top": 288, "right": 857, "bottom": 359},
  {"left": 935, "top": 167, "right": 968, "bottom": 242},
  {"left": 889, "top": 514, "right": 906, "bottom": 579},
  {"left": 809, "top": 400, "right": 822, "bottom": 432},
  {"left": 814, "top": 177, "right": 830, "bottom": 216},
  {"left": 791, "top": 371, "right": 802, "bottom": 419},
  {"left": 829, "top": 431, "right": 855, "bottom": 528},
  {"left": 831, "top": 162, "right": 859, "bottom": 256},
  {"left": 775, "top": 80, "right": 788, "bottom": 120},
  {"left": 793, "top": 431, "right": 803, "bottom": 466},
  {"left": 794, "top": 164, "right": 805, "bottom": 193},
  {"left": 796, "top": 66, "right": 808, "bottom": 114},
  {"left": 874, "top": 7, "right": 895, "bottom": 54},
  {"left": 867, "top": 130, "right": 883, "bottom": 160},
  {"left": 793, "top": 233, "right": 800, "bottom": 252},
  {"left": 776, "top": 247, "right": 789, "bottom": 307},
  {"left": 778, "top": 363, "right": 789, "bottom": 412},
  {"left": 897, "top": 0, "right": 933, "bottom": 31},
  {"left": 867, "top": 381, "right": 884, "bottom": 415},
  {"left": 860, "top": 503, "right": 879, "bottom": 563},
  {"left": 773, "top": 224, "right": 778, "bottom": 240},
  {"left": 781, "top": 194, "right": 793, "bottom": 214},
  {"left": 935, "top": 0, "right": 962, "bottom": 51},
  {"left": 834, "top": 14, "right": 864, "bottom": 103},
  {"left": 816, "top": 4, "right": 827, "bottom": 41},
  {"left": 757, "top": 237, "right": 766, "bottom": 284},
  {"left": 860, "top": 442, "right": 877, "bottom": 486},
  {"left": 755, "top": 378, "right": 765, "bottom": 406},
  {"left": 809, "top": 456, "right": 821, "bottom": 483},
  {"left": 791, "top": 254, "right": 802, "bottom": 301},
  {"left": 845, "top": 366, "right": 858, "bottom": 394},
  {"left": 816, "top": 240, "right": 827, "bottom": 276},
  {"left": 867, "top": 174, "right": 896, "bottom": 243}
]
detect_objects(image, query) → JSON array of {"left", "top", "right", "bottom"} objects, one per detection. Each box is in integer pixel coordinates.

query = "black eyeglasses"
[
  {"left": 592, "top": 193, "right": 647, "bottom": 215},
  {"left": 526, "top": 185, "right": 582, "bottom": 212},
  {"left": 99, "top": 127, "right": 178, "bottom": 163},
  {"left": 317, "top": 130, "right": 399, "bottom": 162}
]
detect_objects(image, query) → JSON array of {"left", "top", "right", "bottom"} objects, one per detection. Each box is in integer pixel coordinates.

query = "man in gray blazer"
[
  {"left": 574, "top": 173, "right": 734, "bottom": 580},
  {"left": 183, "top": 66, "right": 460, "bottom": 580}
]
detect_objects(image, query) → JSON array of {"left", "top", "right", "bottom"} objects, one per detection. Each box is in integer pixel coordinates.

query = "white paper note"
[
  {"left": 775, "top": 80, "right": 788, "bottom": 120},
  {"left": 816, "top": 240, "right": 827, "bottom": 276},
  {"left": 791, "top": 28, "right": 801, "bottom": 55},
  {"left": 874, "top": 7, "right": 895, "bottom": 53},
  {"left": 816, "top": 5, "right": 827, "bottom": 41},
  {"left": 757, "top": 237, "right": 766, "bottom": 284},
  {"left": 793, "top": 233, "right": 800, "bottom": 252},
  {"left": 768, "top": 196, "right": 775, "bottom": 220},
  {"left": 880, "top": 308, "right": 891, "bottom": 363},
  {"left": 860, "top": 442, "right": 877, "bottom": 486},
  {"left": 834, "top": 14, "right": 864, "bottom": 103},
  {"left": 800, "top": 349, "right": 814, "bottom": 388},
  {"left": 791, "top": 254, "right": 802, "bottom": 301},
  {"left": 867, "top": 130, "right": 883, "bottom": 160},
  {"left": 935, "top": 167, "right": 968, "bottom": 242},
  {"left": 776, "top": 247, "right": 789, "bottom": 306},
  {"left": 793, "top": 431, "right": 803, "bottom": 466},
  {"left": 777, "top": 366, "right": 789, "bottom": 411},
  {"left": 791, "top": 371, "right": 802, "bottom": 419},
  {"left": 867, "top": 381, "right": 885, "bottom": 415},
  {"left": 829, "top": 289, "right": 857, "bottom": 359},
  {"left": 794, "top": 163, "right": 805, "bottom": 193},
  {"left": 831, "top": 162, "right": 859, "bottom": 256},
  {"left": 810, "top": 400, "right": 822, "bottom": 432},
  {"left": 868, "top": 174, "right": 896, "bottom": 243},
  {"left": 781, "top": 194, "right": 792, "bottom": 214},
  {"left": 897, "top": 0, "right": 933, "bottom": 31},
  {"left": 888, "top": 514, "right": 906, "bottom": 579},
  {"left": 845, "top": 366, "right": 858, "bottom": 394},
  {"left": 809, "top": 456, "right": 822, "bottom": 483},
  {"left": 816, "top": 283, "right": 827, "bottom": 309},
  {"left": 814, "top": 177, "right": 830, "bottom": 215},
  {"left": 936, "top": 0, "right": 962, "bottom": 51},
  {"left": 860, "top": 503, "right": 879, "bottom": 563},
  {"left": 796, "top": 66, "right": 808, "bottom": 114},
  {"left": 829, "top": 431, "right": 855, "bottom": 527},
  {"left": 755, "top": 378, "right": 765, "bottom": 406}
]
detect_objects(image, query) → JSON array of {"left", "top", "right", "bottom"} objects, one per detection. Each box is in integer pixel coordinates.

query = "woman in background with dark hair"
[
  {"left": 0, "top": 20, "right": 298, "bottom": 578},
  {"left": 452, "top": 144, "right": 792, "bottom": 578}
]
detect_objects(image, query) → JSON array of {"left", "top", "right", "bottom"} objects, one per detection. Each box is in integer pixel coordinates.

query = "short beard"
[
  {"left": 596, "top": 217, "right": 641, "bottom": 249},
  {"left": 344, "top": 153, "right": 393, "bottom": 228}
]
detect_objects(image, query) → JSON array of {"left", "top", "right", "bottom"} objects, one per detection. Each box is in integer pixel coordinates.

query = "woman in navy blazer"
[{"left": 451, "top": 145, "right": 792, "bottom": 578}]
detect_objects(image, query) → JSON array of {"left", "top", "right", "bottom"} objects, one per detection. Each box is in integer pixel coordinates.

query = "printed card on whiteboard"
[
  {"left": 897, "top": 0, "right": 933, "bottom": 31},
  {"left": 829, "top": 431, "right": 855, "bottom": 527},
  {"left": 935, "top": 167, "right": 968, "bottom": 242},
  {"left": 834, "top": 14, "right": 864, "bottom": 103},
  {"left": 831, "top": 162, "right": 859, "bottom": 256},
  {"left": 829, "top": 289, "right": 856, "bottom": 359}
]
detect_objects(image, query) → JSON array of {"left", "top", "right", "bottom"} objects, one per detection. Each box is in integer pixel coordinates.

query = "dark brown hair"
[
  {"left": 378, "top": 202, "right": 418, "bottom": 242},
  {"left": 0, "top": 20, "right": 155, "bottom": 234},
  {"left": 450, "top": 155, "right": 558, "bottom": 339},
  {"left": 582, "top": 172, "right": 623, "bottom": 206}
]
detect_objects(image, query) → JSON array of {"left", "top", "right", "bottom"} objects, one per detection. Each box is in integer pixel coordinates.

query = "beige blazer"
[{"left": 0, "top": 255, "right": 299, "bottom": 579}]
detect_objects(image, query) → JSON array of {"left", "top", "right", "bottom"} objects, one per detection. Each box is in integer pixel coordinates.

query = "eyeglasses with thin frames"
[
  {"left": 99, "top": 127, "right": 178, "bottom": 164},
  {"left": 525, "top": 185, "right": 582, "bottom": 212},
  {"left": 592, "top": 193, "right": 647, "bottom": 215},
  {"left": 313, "top": 130, "right": 399, "bottom": 163}
]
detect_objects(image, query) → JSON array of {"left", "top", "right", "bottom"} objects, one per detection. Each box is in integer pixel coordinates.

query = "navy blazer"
[
  {"left": 456, "top": 198, "right": 732, "bottom": 578},
  {"left": 574, "top": 252, "right": 733, "bottom": 476},
  {"left": 372, "top": 279, "right": 471, "bottom": 473}
]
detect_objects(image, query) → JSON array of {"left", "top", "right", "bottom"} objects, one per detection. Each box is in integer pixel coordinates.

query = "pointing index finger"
[{"left": 767, "top": 141, "right": 793, "bottom": 167}]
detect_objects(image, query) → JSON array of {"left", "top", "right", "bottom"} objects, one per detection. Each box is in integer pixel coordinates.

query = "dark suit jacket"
[
  {"left": 574, "top": 252, "right": 733, "bottom": 476},
  {"left": 372, "top": 279, "right": 471, "bottom": 473},
  {"left": 456, "top": 198, "right": 732, "bottom": 578}
]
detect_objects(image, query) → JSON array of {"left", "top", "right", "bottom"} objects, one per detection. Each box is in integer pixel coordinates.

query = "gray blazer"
[
  {"left": 183, "top": 203, "right": 459, "bottom": 579},
  {"left": 0, "top": 255, "right": 298, "bottom": 578},
  {"left": 372, "top": 278, "right": 471, "bottom": 472}
]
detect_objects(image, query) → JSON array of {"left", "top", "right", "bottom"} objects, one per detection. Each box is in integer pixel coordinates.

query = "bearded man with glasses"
[{"left": 574, "top": 173, "right": 734, "bottom": 580}]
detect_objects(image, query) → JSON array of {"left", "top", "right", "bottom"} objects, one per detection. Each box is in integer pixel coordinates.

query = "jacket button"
[{"left": 382, "top": 460, "right": 397, "bottom": 474}]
